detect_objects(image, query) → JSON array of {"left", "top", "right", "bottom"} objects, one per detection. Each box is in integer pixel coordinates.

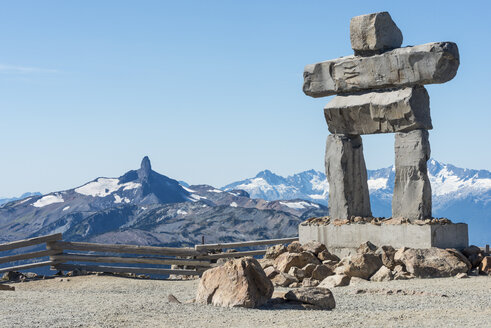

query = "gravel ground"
[{"left": 0, "top": 275, "right": 489, "bottom": 328}]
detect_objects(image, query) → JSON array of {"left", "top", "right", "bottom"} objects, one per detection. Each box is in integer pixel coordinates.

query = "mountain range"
[
  {"left": 223, "top": 159, "right": 491, "bottom": 245},
  {"left": 0, "top": 157, "right": 326, "bottom": 247},
  {"left": 0, "top": 157, "right": 489, "bottom": 247}
]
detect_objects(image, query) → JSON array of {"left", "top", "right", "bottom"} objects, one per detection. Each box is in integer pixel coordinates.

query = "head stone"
[{"left": 350, "top": 11, "right": 403, "bottom": 56}]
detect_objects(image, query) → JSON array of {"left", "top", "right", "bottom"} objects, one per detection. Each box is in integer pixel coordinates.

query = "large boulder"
[
  {"left": 285, "top": 287, "right": 336, "bottom": 310},
  {"left": 344, "top": 253, "right": 382, "bottom": 279},
  {"left": 395, "top": 248, "right": 468, "bottom": 278},
  {"left": 274, "top": 251, "right": 320, "bottom": 273},
  {"left": 196, "top": 257, "right": 273, "bottom": 308},
  {"left": 318, "top": 274, "right": 350, "bottom": 288}
]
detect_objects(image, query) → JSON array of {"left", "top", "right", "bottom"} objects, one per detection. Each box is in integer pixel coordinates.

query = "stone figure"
[{"left": 303, "top": 11, "right": 459, "bottom": 221}]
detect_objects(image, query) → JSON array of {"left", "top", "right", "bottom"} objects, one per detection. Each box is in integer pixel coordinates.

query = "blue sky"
[{"left": 1, "top": 1, "right": 490, "bottom": 196}]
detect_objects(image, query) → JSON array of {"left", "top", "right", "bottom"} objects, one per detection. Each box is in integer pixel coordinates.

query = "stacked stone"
[{"left": 303, "top": 12, "right": 460, "bottom": 221}]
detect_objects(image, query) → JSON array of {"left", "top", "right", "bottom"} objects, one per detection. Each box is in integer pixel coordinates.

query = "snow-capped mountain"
[
  {"left": 222, "top": 159, "right": 491, "bottom": 245},
  {"left": 0, "top": 157, "right": 327, "bottom": 246}
]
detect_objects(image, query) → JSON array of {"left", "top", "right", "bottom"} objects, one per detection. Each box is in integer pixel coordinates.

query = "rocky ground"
[{"left": 0, "top": 274, "right": 489, "bottom": 328}]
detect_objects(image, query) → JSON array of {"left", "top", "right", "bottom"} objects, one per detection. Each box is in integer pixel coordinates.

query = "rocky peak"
[{"left": 139, "top": 156, "right": 152, "bottom": 180}]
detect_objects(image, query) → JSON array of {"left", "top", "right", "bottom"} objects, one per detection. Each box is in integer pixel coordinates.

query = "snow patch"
[
  {"left": 75, "top": 178, "right": 141, "bottom": 197},
  {"left": 32, "top": 194, "right": 64, "bottom": 208},
  {"left": 182, "top": 186, "right": 196, "bottom": 193},
  {"left": 177, "top": 209, "right": 188, "bottom": 215},
  {"left": 209, "top": 189, "right": 223, "bottom": 193},
  {"left": 368, "top": 178, "right": 388, "bottom": 190},
  {"left": 230, "top": 202, "right": 238, "bottom": 207},
  {"left": 62, "top": 206, "right": 70, "bottom": 211},
  {"left": 189, "top": 194, "right": 207, "bottom": 202},
  {"left": 114, "top": 195, "right": 130, "bottom": 204},
  {"left": 280, "top": 201, "right": 319, "bottom": 209}
]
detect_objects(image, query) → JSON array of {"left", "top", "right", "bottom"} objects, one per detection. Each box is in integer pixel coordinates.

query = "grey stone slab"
[
  {"left": 350, "top": 12, "right": 403, "bottom": 55},
  {"left": 299, "top": 223, "right": 469, "bottom": 257},
  {"left": 325, "top": 134, "right": 371, "bottom": 219},
  {"left": 303, "top": 42, "right": 459, "bottom": 98},
  {"left": 392, "top": 130, "right": 432, "bottom": 220},
  {"left": 324, "top": 86, "right": 432, "bottom": 135}
]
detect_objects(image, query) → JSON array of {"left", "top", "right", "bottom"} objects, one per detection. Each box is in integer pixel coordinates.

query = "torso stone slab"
[{"left": 324, "top": 86, "right": 432, "bottom": 135}]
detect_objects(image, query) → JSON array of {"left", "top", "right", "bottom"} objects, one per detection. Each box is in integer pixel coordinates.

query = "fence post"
[{"left": 46, "top": 241, "right": 63, "bottom": 270}]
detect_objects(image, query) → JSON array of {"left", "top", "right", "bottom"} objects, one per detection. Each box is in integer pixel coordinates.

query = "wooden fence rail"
[
  {"left": 1, "top": 233, "right": 299, "bottom": 277},
  {"left": 0, "top": 233, "right": 62, "bottom": 273}
]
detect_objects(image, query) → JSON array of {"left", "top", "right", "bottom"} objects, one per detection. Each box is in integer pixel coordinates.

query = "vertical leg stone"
[
  {"left": 325, "top": 134, "right": 372, "bottom": 219},
  {"left": 392, "top": 129, "right": 432, "bottom": 220}
]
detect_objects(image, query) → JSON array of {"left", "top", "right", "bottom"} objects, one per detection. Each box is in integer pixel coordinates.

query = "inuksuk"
[{"left": 299, "top": 12, "right": 468, "bottom": 254}]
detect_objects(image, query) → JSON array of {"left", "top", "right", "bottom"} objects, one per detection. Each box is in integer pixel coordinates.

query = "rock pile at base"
[
  {"left": 301, "top": 216, "right": 452, "bottom": 226},
  {"left": 258, "top": 240, "right": 489, "bottom": 290}
]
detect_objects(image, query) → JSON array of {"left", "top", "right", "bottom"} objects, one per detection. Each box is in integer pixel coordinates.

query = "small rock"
[
  {"left": 264, "top": 266, "right": 279, "bottom": 279},
  {"left": 318, "top": 250, "right": 340, "bottom": 262},
  {"left": 357, "top": 241, "right": 377, "bottom": 254},
  {"left": 480, "top": 256, "right": 491, "bottom": 275},
  {"left": 271, "top": 272, "right": 298, "bottom": 287},
  {"left": 274, "top": 251, "right": 320, "bottom": 273},
  {"left": 349, "top": 277, "right": 368, "bottom": 285},
  {"left": 301, "top": 241, "right": 327, "bottom": 256},
  {"left": 258, "top": 258, "right": 275, "bottom": 269},
  {"left": 318, "top": 274, "right": 350, "bottom": 288},
  {"left": 344, "top": 253, "right": 382, "bottom": 280},
  {"left": 264, "top": 244, "right": 287, "bottom": 260},
  {"left": 0, "top": 284, "right": 15, "bottom": 291},
  {"left": 302, "top": 277, "right": 320, "bottom": 287},
  {"left": 285, "top": 287, "right": 336, "bottom": 310},
  {"left": 289, "top": 282, "right": 302, "bottom": 288},
  {"left": 375, "top": 245, "right": 397, "bottom": 270},
  {"left": 288, "top": 267, "right": 305, "bottom": 281},
  {"left": 311, "top": 265, "right": 334, "bottom": 281},
  {"left": 370, "top": 266, "right": 393, "bottom": 282},
  {"left": 302, "top": 263, "right": 317, "bottom": 278},
  {"left": 287, "top": 241, "right": 303, "bottom": 253},
  {"left": 454, "top": 272, "right": 469, "bottom": 279},
  {"left": 168, "top": 294, "right": 181, "bottom": 304}
]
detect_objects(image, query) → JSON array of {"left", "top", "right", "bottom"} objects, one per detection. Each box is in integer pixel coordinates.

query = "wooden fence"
[{"left": 0, "top": 233, "right": 298, "bottom": 277}]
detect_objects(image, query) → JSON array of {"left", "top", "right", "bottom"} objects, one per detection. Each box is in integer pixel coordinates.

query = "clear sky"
[{"left": 1, "top": 0, "right": 490, "bottom": 197}]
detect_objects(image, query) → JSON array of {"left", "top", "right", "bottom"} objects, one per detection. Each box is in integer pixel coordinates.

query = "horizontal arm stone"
[
  {"left": 303, "top": 42, "right": 459, "bottom": 98},
  {"left": 324, "top": 86, "right": 432, "bottom": 135}
]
